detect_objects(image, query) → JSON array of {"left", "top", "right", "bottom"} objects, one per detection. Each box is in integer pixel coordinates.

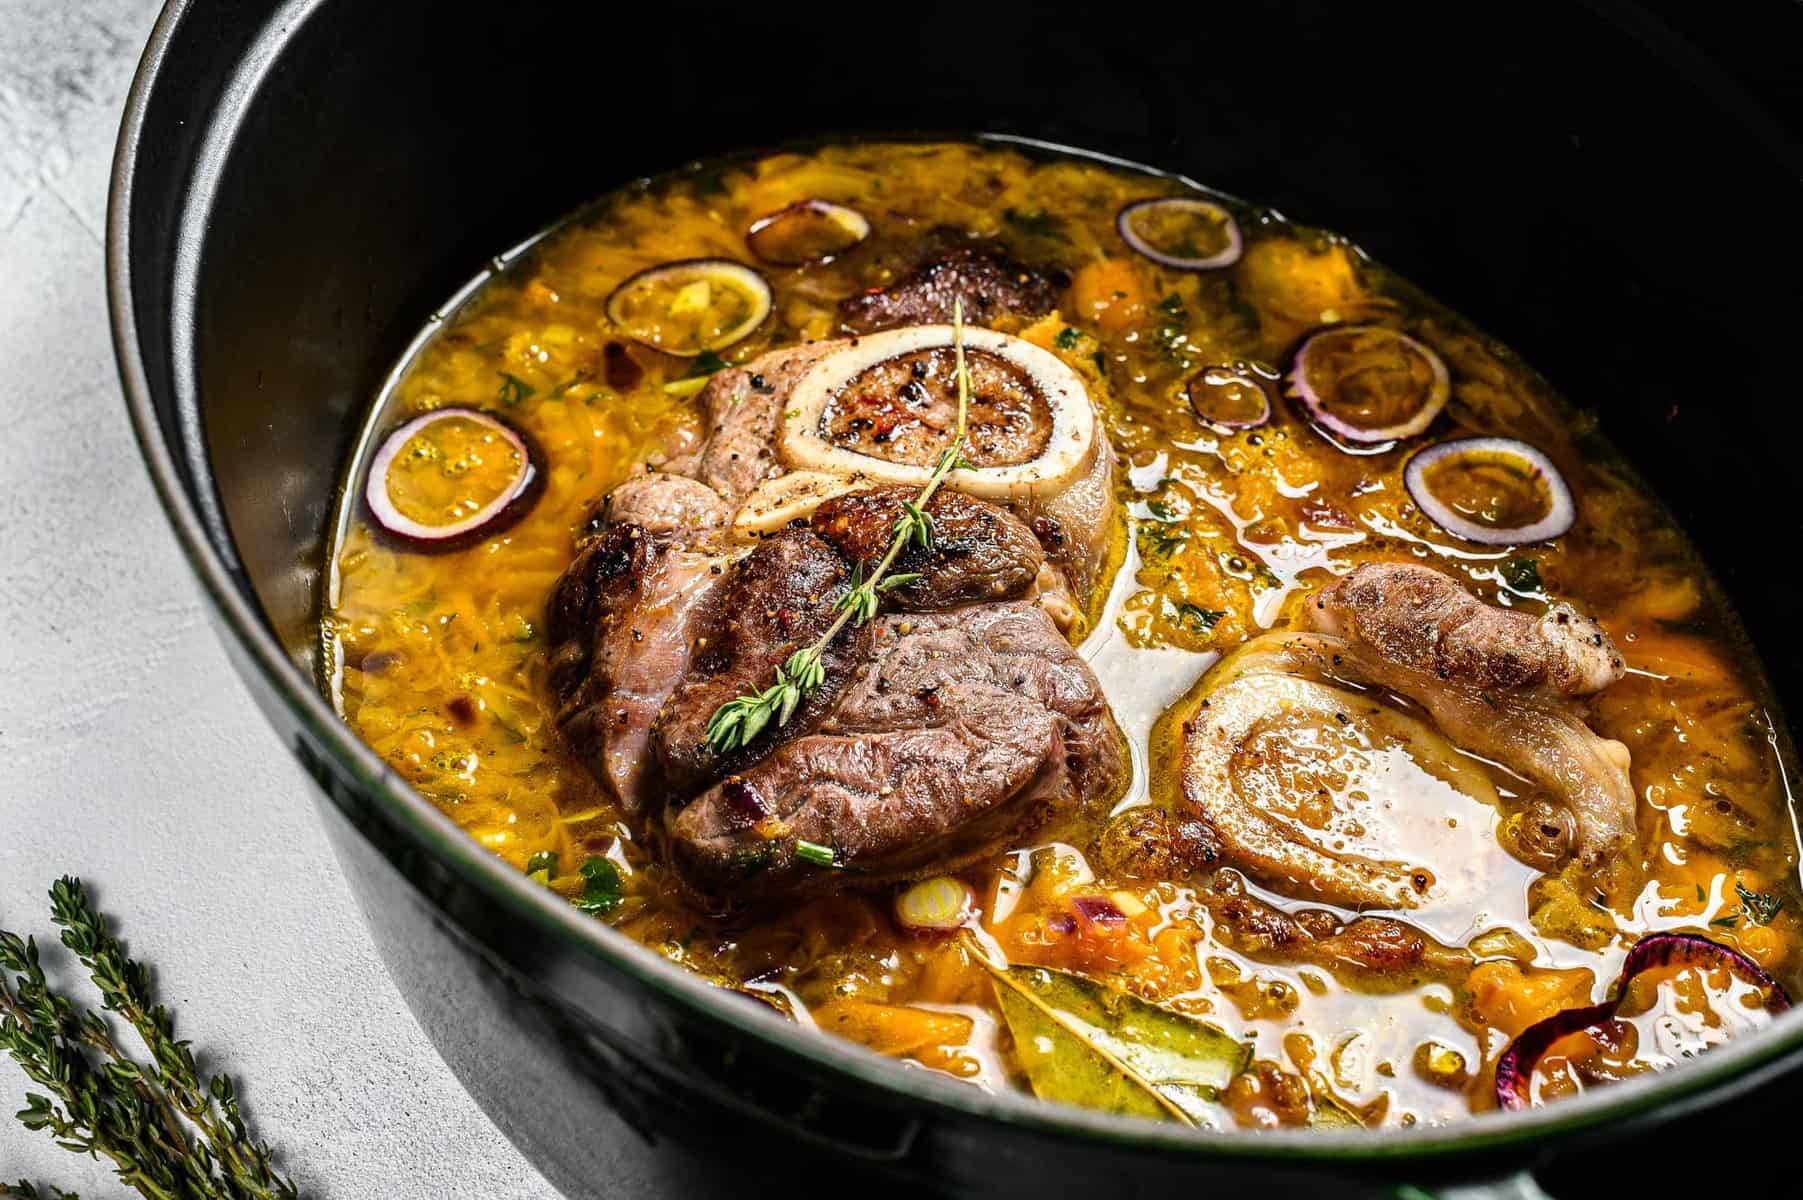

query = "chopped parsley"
[
  {"left": 1737, "top": 881, "right": 1785, "bottom": 925},
  {"left": 1144, "top": 500, "right": 1178, "bottom": 521},
  {"left": 496, "top": 371, "right": 535, "bottom": 407},
  {"left": 549, "top": 367, "right": 595, "bottom": 397},
  {"left": 1153, "top": 294, "right": 1190, "bottom": 364},
  {"left": 1003, "top": 208, "right": 1067, "bottom": 242},
  {"left": 1054, "top": 327, "right": 1083, "bottom": 351},
  {"left": 795, "top": 840, "right": 840, "bottom": 868},
  {"left": 1501, "top": 556, "right": 1543, "bottom": 594},
  {"left": 1141, "top": 525, "right": 1189, "bottom": 558},
  {"left": 574, "top": 855, "right": 624, "bottom": 915},
  {"left": 1177, "top": 603, "right": 1225, "bottom": 633},
  {"left": 663, "top": 349, "right": 730, "bottom": 397}
]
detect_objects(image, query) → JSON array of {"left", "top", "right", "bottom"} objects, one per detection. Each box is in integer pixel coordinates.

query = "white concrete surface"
[{"left": 0, "top": 3, "right": 567, "bottom": 1194}]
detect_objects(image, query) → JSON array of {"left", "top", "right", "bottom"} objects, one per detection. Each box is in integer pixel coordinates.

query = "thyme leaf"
[{"left": 0, "top": 878, "right": 300, "bottom": 1200}]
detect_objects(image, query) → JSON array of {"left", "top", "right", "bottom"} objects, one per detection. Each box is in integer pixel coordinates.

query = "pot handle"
[{"left": 1399, "top": 1174, "right": 1556, "bottom": 1200}]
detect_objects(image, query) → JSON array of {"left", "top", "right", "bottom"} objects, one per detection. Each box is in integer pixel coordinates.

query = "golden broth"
[{"left": 323, "top": 141, "right": 1800, "bottom": 1128}]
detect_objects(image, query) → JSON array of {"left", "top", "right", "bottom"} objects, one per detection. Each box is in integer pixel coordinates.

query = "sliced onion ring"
[
  {"left": 746, "top": 200, "right": 870, "bottom": 266},
  {"left": 1117, "top": 196, "right": 1244, "bottom": 270},
  {"left": 1404, "top": 436, "right": 1575, "bottom": 545},
  {"left": 604, "top": 258, "right": 772, "bottom": 357},
  {"left": 1289, "top": 325, "right": 1450, "bottom": 446},
  {"left": 365, "top": 407, "right": 543, "bottom": 551},
  {"left": 1186, "top": 361, "right": 1275, "bottom": 431},
  {"left": 1496, "top": 932, "right": 1792, "bottom": 1112}
]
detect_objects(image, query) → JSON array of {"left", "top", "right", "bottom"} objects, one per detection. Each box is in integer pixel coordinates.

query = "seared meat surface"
[
  {"left": 545, "top": 523, "right": 731, "bottom": 812},
  {"left": 838, "top": 245, "right": 1063, "bottom": 334},
  {"left": 653, "top": 528, "right": 858, "bottom": 796},
  {"left": 666, "top": 342, "right": 839, "bottom": 504},
  {"left": 1309, "top": 562, "right": 1625, "bottom": 697},
  {"left": 1306, "top": 562, "right": 1637, "bottom": 899},
  {"left": 1012, "top": 429, "right": 1117, "bottom": 600},
  {"left": 1091, "top": 810, "right": 1469, "bottom": 984},
  {"left": 594, "top": 472, "right": 730, "bottom": 537},
  {"left": 809, "top": 486, "right": 1044, "bottom": 611},
  {"left": 1202, "top": 873, "right": 1471, "bottom": 987},
  {"left": 672, "top": 602, "right": 1120, "bottom": 900},
  {"left": 548, "top": 474, "right": 1123, "bottom": 904}
]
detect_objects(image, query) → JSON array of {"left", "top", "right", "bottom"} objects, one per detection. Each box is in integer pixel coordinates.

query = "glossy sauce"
[{"left": 323, "top": 141, "right": 1800, "bottom": 1128}]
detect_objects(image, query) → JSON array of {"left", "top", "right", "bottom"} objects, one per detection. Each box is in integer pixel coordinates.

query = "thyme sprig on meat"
[
  {"left": 0, "top": 878, "right": 299, "bottom": 1200},
  {"left": 705, "top": 302, "right": 976, "bottom": 753}
]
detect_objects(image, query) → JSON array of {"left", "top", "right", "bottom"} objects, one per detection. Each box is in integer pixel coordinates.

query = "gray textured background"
[{"left": 0, "top": 2, "right": 566, "bottom": 1193}]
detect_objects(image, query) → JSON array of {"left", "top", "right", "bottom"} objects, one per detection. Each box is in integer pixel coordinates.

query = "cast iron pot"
[{"left": 109, "top": 1, "right": 1803, "bottom": 1196}]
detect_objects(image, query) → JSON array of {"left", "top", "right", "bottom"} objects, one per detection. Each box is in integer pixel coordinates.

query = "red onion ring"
[
  {"left": 1404, "top": 436, "right": 1575, "bottom": 545},
  {"left": 1116, "top": 197, "right": 1244, "bottom": 271},
  {"left": 746, "top": 200, "right": 870, "bottom": 266},
  {"left": 604, "top": 258, "right": 772, "bottom": 356},
  {"left": 1185, "top": 361, "right": 1276, "bottom": 431},
  {"left": 1495, "top": 932, "right": 1792, "bottom": 1111},
  {"left": 1288, "top": 324, "right": 1449, "bottom": 447},
  {"left": 365, "top": 407, "right": 542, "bottom": 552}
]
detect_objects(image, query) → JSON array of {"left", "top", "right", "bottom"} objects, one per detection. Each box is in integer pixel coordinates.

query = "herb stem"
[
  {"left": 704, "top": 301, "right": 974, "bottom": 753},
  {"left": 1, "top": 878, "right": 300, "bottom": 1200}
]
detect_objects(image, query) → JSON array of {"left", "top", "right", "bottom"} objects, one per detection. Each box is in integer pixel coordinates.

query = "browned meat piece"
[
  {"left": 839, "top": 246, "right": 1063, "bottom": 334},
  {"left": 809, "top": 487, "right": 1043, "bottom": 611},
  {"left": 653, "top": 528, "right": 857, "bottom": 795},
  {"left": 668, "top": 342, "right": 839, "bottom": 503},
  {"left": 545, "top": 523, "right": 731, "bottom": 810},
  {"left": 1090, "top": 810, "right": 1469, "bottom": 985},
  {"left": 1309, "top": 561, "right": 1625, "bottom": 697},
  {"left": 654, "top": 487, "right": 1078, "bottom": 798},
  {"left": 1011, "top": 428, "right": 1117, "bottom": 601},
  {"left": 672, "top": 691, "right": 1066, "bottom": 902},
  {"left": 827, "top": 604, "right": 1121, "bottom": 798},
  {"left": 594, "top": 472, "right": 730, "bottom": 537},
  {"left": 668, "top": 601, "right": 1123, "bottom": 903},
  {"left": 1305, "top": 563, "right": 1636, "bottom": 898},
  {"left": 1202, "top": 873, "right": 1472, "bottom": 988},
  {"left": 1091, "top": 805, "right": 1223, "bottom": 879}
]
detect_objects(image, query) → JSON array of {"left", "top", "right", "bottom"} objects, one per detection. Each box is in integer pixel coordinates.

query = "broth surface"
[{"left": 324, "top": 141, "right": 1800, "bottom": 1129}]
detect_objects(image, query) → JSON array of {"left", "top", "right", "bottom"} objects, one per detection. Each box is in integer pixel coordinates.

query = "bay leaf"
[
  {"left": 985, "top": 962, "right": 1252, "bottom": 1125},
  {"left": 1309, "top": 1094, "right": 1365, "bottom": 1128}
]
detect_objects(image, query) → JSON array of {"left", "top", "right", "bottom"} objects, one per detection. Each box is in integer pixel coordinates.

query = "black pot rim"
[{"left": 106, "top": 0, "right": 1803, "bottom": 1171}]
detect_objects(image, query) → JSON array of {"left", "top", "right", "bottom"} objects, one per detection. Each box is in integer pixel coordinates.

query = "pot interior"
[{"left": 116, "top": 0, "right": 1803, "bottom": 1177}]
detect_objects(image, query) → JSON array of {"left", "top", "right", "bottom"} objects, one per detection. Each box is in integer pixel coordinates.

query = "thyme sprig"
[
  {"left": 705, "top": 301, "right": 976, "bottom": 753},
  {"left": 0, "top": 878, "right": 299, "bottom": 1200}
]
